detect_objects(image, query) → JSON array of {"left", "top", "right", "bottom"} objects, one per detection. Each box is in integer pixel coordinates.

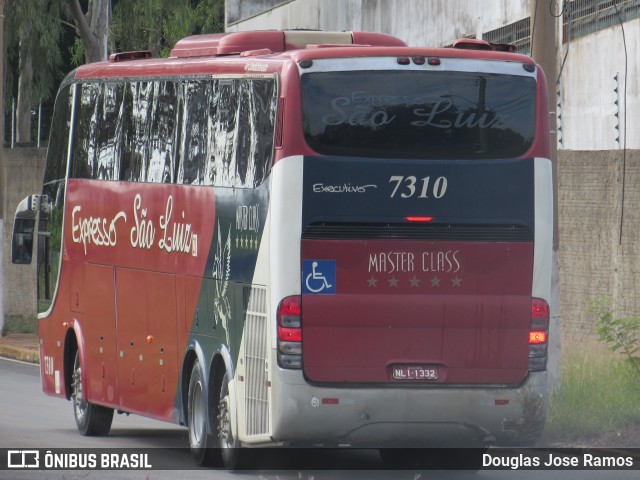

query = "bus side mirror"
[{"left": 11, "top": 195, "right": 40, "bottom": 265}]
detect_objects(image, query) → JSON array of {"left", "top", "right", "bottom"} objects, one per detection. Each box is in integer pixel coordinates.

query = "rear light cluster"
[
  {"left": 277, "top": 296, "right": 302, "bottom": 369},
  {"left": 529, "top": 298, "right": 550, "bottom": 372}
]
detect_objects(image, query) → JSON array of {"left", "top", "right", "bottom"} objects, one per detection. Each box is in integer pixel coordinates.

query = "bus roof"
[{"left": 73, "top": 30, "right": 536, "bottom": 80}]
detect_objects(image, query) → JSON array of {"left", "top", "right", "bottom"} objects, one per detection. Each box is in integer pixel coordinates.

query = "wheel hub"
[{"left": 217, "top": 396, "right": 231, "bottom": 446}]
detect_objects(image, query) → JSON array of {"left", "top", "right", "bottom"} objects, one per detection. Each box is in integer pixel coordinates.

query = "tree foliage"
[
  {"left": 4, "top": 0, "right": 64, "bottom": 106},
  {"left": 588, "top": 297, "right": 640, "bottom": 377},
  {"left": 111, "top": 0, "right": 225, "bottom": 57},
  {"left": 3, "top": 0, "right": 225, "bottom": 142},
  {"left": 194, "top": 0, "right": 225, "bottom": 36}
]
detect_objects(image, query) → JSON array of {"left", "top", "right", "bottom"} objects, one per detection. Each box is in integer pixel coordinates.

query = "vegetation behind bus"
[{"left": 4, "top": 0, "right": 224, "bottom": 146}]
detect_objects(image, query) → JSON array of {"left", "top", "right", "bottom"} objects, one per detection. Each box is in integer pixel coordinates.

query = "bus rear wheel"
[
  {"left": 216, "top": 369, "right": 251, "bottom": 470},
  {"left": 71, "top": 351, "right": 113, "bottom": 436},
  {"left": 187, "top": 361, "right": 220, "bottom": 466}
]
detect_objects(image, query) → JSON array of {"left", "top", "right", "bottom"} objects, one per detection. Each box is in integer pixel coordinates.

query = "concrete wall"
[
  {"left": 558, "top": 149, "right": 640, "bottom": 341},
  {"left": 559, "top": 18, "right": 640, "bottom": 150},
  {"left": 226, "top": 0, "right": 640, "bottom": 153},
  {"left": 226, "top": 0, "right": 529, "bottom": 46},
  {"left": 1, "top": 148, "right": 45, "bottom": 316},
  {"left": 227, "top": 0, "right": 293, "bottom": 25}
]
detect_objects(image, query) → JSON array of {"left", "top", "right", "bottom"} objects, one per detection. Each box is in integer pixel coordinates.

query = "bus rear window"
[{"left": 301, "top": 70, "right": 536, "bottom": 160}]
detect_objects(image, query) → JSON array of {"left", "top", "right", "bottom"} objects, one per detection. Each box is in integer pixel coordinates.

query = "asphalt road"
[{"left": 1, "top": 357, "right": 638, "bottom": 480}]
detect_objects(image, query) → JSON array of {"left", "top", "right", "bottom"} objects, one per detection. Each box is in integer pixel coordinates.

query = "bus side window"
[
  {"left": 235, "top": 80, "right": 250, "bottom": 186},
  {"left": 71, "top": 83, "right": 100, "bottom": 179},
  {"left": 178, "top": 81, "right": 209, "bottom": 185},
  {"left": 247, "top": 79, "right": 277, "bottom": 187},
  {"left": 95, "top": 83, "right": 123, "bottom": 181},
  {"left": 121, "top": 82, "right": 154, "bottom": 183},
  {"left": 148, "top": 81, "right": 178, "bottom": 184},
  {"left": 33, "top": 84, "right": 72, "bottom": 313},
  {"left": 213, "top": 79, "right": 238, "bottom": 187},
  {"left": 204, "top": 80, "right": 220, "bottom": 186},
  {"left": 44, "top": 85, "right": 73, "bottom": 183}
]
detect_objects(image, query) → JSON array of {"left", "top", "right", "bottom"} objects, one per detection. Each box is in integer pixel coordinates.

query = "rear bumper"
[{"left": 270, "top": 363, "right": 547, "bottom": 447}]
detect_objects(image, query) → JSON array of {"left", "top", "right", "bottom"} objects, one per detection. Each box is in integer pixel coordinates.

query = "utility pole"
[
  {"left": 0, "top": 0, "right": 3, "bottom": 152},
  {"left": 531, "top": 0, "right": 559, "bottom": 244},
  {"left": 0, "top": 0, "right": 5, "bottom": 221},
  {"left": 0, "top": 0, "right": 5, "bottom": 336},
  {"left": 530, "top": 0, "right": 561, "bottom": 391}
]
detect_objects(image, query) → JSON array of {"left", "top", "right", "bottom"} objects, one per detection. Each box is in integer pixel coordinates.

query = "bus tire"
[
  {"left": 71, "top": 351, "right": 113, "bottom": 436},
  {"left": 187, "top": 361, "right": 220, "bottom": 466},
  {"left": 216, "top": 369, "right": 251, "bottom": 470}
]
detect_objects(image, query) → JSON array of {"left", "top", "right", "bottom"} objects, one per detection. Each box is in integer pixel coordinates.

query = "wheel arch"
[
  {"left": 63, "top": 320, "right": 84, "bottom": 400},
  {"left": 180, "top": 348, "right": 198, "bottom": 426}
]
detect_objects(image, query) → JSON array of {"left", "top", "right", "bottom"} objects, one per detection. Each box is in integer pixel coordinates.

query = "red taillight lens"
[
  {"left": 531, "top": 298, "right": 550, "bottom": 330},
  {"left": 531, "top": 298, "right": 550, "bottom": 319},
  {"left": 529, "top": 298, "right": 549, "bottom": 372},
  {"left": 278, "top": 296, "right": 301, "bottom": 318},
  {"left": 277, "top": 296, "right": 302, "bottom": 369},
  {"left": 405, "top": 216, "right": 434, "bottom": 223},
  {"left": 278, "top": 327, "right": 302, "bottom": 342}
]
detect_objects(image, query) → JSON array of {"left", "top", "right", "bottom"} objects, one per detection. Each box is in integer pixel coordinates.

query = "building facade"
[{"left": 226, "top": 0, "right": 640, "bottom": 151}]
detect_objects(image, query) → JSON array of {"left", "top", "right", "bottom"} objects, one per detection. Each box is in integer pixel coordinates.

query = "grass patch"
[
  {"left": 544, "top": 342, "right": 640, "bottom": 442},
  {"left": 2, "top": 315, "right": 37, "bottom": 336}
]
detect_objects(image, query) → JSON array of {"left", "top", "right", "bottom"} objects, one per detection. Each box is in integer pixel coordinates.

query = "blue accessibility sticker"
[{"left": 302, "top": 260, "right": 336, "bottom": 295}]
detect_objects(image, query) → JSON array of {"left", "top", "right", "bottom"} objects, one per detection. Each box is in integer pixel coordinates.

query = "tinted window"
[
  {"left": 68, "top": 77, "right": 277, "bottom": 187},
  {"left": 121, "top": 82, "right": 153, "bottom": 182},
  {"left": 72, "top": 83, "right": 124, "bottom": 180},
  {"left": 44, "top": 85, "right": 72, "bottom": 183},
  {"left": 96, "top": 84, "right": 124, "bottom": 180},
  {"left": 181, "top": 78, "right": 277, "bottom": 188},
  {"left": 148, "top": 82, "right": 178, "bottom": 183},
  {"left": 40, "top": 84, "right": 72, "bottom": 312},
  {"left": 243, "top": 79, "right": 277, "bottom": 186},
  {"left": 71, "top": 83, "right": 100, "bottom": 178},
  {"left": 302, "top": 71, "right": 536, "bottom": 159},
  {"left": 211, "top": 79, "right": 239, "bottom": 186},
  {"left": 177, "top": 80, "right": 210, "bottom": 185}
]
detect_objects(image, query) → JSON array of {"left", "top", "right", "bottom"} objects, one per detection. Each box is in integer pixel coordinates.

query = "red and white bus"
[{"left": 12, "top": 30, "right": 552, "bottom": 468}]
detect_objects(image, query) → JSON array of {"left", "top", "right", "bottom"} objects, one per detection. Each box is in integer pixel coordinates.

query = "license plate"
[{"left": 392, "top": 365, "right": 438, "bottom": 380}]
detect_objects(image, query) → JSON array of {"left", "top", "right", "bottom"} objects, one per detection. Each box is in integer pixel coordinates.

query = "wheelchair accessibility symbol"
[{"left": 303, "top": 260, "right": 336, "bottom": 294}]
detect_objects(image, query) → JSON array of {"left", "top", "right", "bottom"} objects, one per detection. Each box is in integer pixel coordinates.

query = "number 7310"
[{"left": 388, "top": 175, "right": 448, "bottom": 199}]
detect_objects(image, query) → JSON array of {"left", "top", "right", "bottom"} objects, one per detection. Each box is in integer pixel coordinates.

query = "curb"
[{"left": 0, "top": 344, "right": 40, "bottom": 364}]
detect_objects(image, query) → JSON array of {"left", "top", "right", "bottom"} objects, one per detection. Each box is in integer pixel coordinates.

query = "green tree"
[
  {"left": 67, "top": 0, "right": 112, "bottom": 64},
  {"left": 3, "top": 0, "right": 225, "bottom": 144},
  {"left": 4, "top": 0, "right": 64, "bottom": 142},
  {"left": 112, "top": 0, "right": 224, "bottom": 57},
  {"left": 194, "top": 0, "right": 225, "bottom": 35}
]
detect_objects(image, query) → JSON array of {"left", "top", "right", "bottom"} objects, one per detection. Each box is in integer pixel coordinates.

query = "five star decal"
[
  {"left": 235, "top": 234, "right": 259, "bottom": 251},
  {"left": 367, "top": 274, "right": 463, "bottom": 288}
]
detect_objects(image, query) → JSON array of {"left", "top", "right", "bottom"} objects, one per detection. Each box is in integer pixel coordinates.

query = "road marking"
[{"left": 0, "top": 356, "right": 39, "bottom": 367}]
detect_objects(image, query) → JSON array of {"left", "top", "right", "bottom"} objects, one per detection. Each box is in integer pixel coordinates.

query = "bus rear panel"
[{"left": 269, "top": 56, "right": 552, "bottom": 447}]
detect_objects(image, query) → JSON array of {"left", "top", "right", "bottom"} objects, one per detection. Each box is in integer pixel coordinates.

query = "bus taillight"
[
  {"left": 405, "top": 216, "right": 434, "bottom": 223},
  {"left": 277, "top": 296, "right": 302, "bottom": 369},
  {"left": 529, "top": 298, "right": 549, "bottom": 372}
]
